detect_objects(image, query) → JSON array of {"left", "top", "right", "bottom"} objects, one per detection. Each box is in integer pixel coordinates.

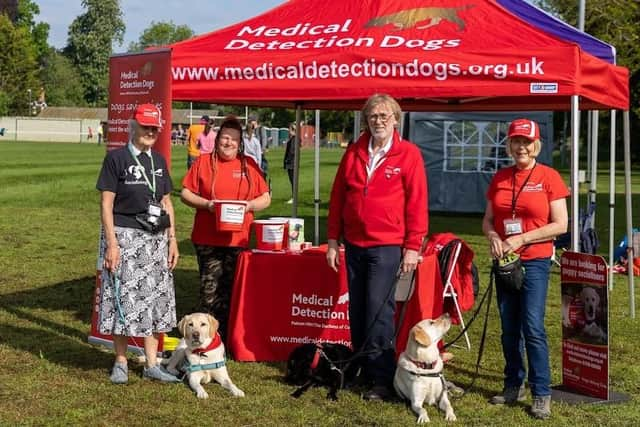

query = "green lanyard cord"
[{"left": 128, "top": 143, "right": 157, "bottom": 200}]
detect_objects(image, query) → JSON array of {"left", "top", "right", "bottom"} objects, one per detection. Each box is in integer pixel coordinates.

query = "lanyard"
[
  {"left": 128, "top": 143, "right": 156, "bottom": 200},
  {"left": 511, "top": 163, "right": 536, "bottom": 219}
]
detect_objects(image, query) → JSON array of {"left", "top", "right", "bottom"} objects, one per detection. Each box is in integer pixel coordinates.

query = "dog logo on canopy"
[{"left": 365, "top": 5, "right": 474, "bottom": 31}]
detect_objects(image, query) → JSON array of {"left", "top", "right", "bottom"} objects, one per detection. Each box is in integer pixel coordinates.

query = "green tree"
[
  {"left": 64, "top": 0, "right": 125, "bottom": 106},
  {"left": 539, "top": 1, "right": 640, "bottom": 111},
  {"left": 128, "top": 21, "right": 194, "bottom": 52},
  {"left": 40, "top": 50, "right": 86, "bottom": 107},
  {"left": 15, "top": 0, "right": 50, "bottom": 64},
  {"left": 539, "top": 1, "right": 640, "bottom": 161},
  {"left": 0, "top": 15, "right": 39, "bottom": 115}
]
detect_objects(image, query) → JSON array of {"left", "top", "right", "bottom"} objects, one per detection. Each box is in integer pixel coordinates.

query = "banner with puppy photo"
[{"left": 560, "top": 251, "right": 609, "bottom": 400}]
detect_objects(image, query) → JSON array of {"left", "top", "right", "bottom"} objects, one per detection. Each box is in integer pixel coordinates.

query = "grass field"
[{"left": 0, "top": 140, "right": 638, "bottom": 426}]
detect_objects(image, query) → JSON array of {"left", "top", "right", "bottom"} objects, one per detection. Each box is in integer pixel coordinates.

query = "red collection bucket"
[
  {"left": 253, "top": 219, "right": 289, "bottom": 251},
  {"left": 214, "top": 200, "right": 247, "bottom": 232}
]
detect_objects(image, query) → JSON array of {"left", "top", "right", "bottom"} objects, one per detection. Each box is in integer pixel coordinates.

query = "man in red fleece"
[{"left": 327, "top": 93, "right": 428, "bottom": 401}]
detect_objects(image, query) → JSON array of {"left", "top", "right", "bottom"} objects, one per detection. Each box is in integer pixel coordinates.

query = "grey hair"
[
  {"left": 128, "top": 119, "right": 137, "bottom": 144},
  {"left": 361, "top": 93, "right": 402, "bottom": 126}
]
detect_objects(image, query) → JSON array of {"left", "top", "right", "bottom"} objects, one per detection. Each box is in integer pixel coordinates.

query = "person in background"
[
  {"left": 243, "top": 115, "right": 263, "bottom": 173},
  {"left": 186, "top": 115, "right": 208, "bottom": 169},
  {"left": 197, "top": 119, "right": 216, "bottom": 155},
  {"left": 96, "top": 103, "right": 180, "bottom": 384},
  {"left": 283, "top": 122, "right": 297, "bottom": 204},
  {"left": 326, "top": 93, "right": 428, "bottom": 401},
  {"left": 483, "top": 118, "right": 568, "bottom": 420},
  {"left": 181, "top": 115, "right": 271, "bottom": 341},
  {"left": 177, "top": 124, "right": 185, "bottom": 145},
  {"left": 97, "top": 123, "right": 104, "bottom": 145}
]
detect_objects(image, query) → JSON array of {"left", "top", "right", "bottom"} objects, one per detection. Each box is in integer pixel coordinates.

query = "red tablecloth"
[{"left": 228, "top": 248, "right": 443, "bottom": 362}]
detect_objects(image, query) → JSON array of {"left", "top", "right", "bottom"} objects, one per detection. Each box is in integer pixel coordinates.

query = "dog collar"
[
  {"left": 409, "top": 358, "right": 436, "bottom": 370},
  {"left": 191, "top": 333, "right": 222, "bottom": 355}
]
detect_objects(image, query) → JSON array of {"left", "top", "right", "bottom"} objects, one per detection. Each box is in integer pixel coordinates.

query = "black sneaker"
[
  {"left": 363, "top": 385, "right": 394, "bottom": 401},
  {"left": 490, "top": 385, "right": 526, "bottom": 404}
]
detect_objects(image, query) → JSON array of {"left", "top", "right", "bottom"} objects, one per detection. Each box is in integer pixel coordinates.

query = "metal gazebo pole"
[
  {"left": 608, "top": 110, "right": 616, "bottom": 291},
  {"left": 622, "top": 110, "right": 635, "bottom": 318},
  {"left": 314, "top": 110, "right": 320, "bottom": 245}
]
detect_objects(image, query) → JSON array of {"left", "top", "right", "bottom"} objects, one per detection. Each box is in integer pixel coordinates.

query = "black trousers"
[{"left": 344, "top": 242, "right": 402, "bottom": 387}]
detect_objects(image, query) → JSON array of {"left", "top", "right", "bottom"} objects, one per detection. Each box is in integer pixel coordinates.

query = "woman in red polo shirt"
[
  {"left": 483, "top": 118, "right": 568, "bottom": 420},
  {"left": 181, "top": 116, "right": 271, "bottom": 341}
]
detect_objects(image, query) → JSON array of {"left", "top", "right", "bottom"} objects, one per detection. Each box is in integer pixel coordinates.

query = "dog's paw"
[
  {"left": 231, "top": 387, "right": 245, "bottom": 397},
  {"left": 417, "top": 413, "right": 430, "bottom": 424},
  {"left": 445, "top": 411, "right": 456, "bottom": 422},
  {"left": 196, "top": 388, "right": 209, "bottom": 399}
]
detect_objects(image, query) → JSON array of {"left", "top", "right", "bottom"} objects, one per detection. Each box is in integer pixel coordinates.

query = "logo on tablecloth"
[{"left": 290, "top": 292, "right": 349, "bottom": 326}]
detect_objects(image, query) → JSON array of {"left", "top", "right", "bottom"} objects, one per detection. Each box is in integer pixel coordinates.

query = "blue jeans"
[
  {"left": 345, "top": 242, "right": 402, "bottom": 387},
  {"left": 496, "top": 258, "right": 551, "bottom": 397}
]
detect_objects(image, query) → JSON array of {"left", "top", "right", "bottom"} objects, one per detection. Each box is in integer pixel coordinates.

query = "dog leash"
[
  {"left": 109, "top": 268, "right": 127, "bottom": 326},
  {"left": 446, "top": 265, "right": 495, "bottom": 397},
  {"left": 442, "top": 264, "right": 493, "bottom": 351},
  {"left": 345, "top": 237, "right": 428, "bottom": 364},
  {"left": 305, "top": 238, "right": 425, "bottom": 388},
  {"left": 107, "top": 268, "right": 147, "bottom": 354}
]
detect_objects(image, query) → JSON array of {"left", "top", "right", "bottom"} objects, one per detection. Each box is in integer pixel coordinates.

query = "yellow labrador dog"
[
  {"left": 394, "top": 314, "right": 456, "bottom": 424},
  {"left": 165, "top": 313, "right": 245, "bottom": 399}
]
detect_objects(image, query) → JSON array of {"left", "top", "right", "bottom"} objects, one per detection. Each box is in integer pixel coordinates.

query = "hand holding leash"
[
  {"left": 401, "top": 248, "right": 420, "bottom": 274},
  {"left": 104, "top": 244, "right": 120, "bottom": 272}
]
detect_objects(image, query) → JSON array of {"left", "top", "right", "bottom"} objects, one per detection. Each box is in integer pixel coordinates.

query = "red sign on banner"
[
  {"left": 106, "top": 49, "right": 172, "bottom": 169},
  {"left": 560, "top": 251, "right": 609, "bottom": 400}
]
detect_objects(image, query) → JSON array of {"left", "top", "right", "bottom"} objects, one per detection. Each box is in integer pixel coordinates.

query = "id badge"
[
  {"left": 504, "top": 218, "right": 523, "bottom": 236},
  {"left": 147, "top": 201, "right": 162, "bottom": 217}
]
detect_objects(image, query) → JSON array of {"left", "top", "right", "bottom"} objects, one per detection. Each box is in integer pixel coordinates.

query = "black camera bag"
[{"left": 493, "top": 255, "right": 524, "bottom": 292}]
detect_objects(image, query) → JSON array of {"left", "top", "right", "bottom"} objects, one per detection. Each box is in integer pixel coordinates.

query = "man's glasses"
[{"left": 367, "top": 113, "right": 393, "bottom": 123}]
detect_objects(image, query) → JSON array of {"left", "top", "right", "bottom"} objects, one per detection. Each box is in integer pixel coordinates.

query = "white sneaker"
[{"left": 286, "top": 198, "right": 293, "bottom": 204}]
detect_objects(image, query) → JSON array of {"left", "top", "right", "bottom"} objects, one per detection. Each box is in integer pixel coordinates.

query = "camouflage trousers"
[{"left": 194, "top": 245, "right": 243, "bottom": 341}]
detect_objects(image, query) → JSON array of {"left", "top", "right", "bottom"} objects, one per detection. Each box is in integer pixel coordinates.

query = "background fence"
[{"left": 0, "top": 117, "right": 102, "bottom": 143}]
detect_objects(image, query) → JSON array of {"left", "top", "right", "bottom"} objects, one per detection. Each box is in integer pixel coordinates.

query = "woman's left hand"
[
  {"left": 402, "top": 249, "right": 420, "bottom": 274},
  {"left": 502, "top": 234, "right": 526, "bottom": 255},
  {"left": 168, "top": 238, "right": 179, "bottom": 270}
]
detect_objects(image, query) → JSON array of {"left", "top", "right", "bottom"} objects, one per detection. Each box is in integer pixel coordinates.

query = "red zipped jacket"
[{"left": 327, "top": 130, "right": 428, "bottom": 251}]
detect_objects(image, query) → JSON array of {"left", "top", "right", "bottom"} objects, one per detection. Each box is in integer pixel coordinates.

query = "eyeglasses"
[
  {"left": 509, "top": 138, "right": 534, "bottom": 146},
  {"left": 367, "top": 113, "right": 393, "bottom": 123},
  {"left": 139, "top": 125, "right": 159, "bottom": 132}
]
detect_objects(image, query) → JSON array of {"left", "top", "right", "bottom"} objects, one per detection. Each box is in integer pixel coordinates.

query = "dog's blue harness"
[
  {"left": 182, "top": 358, "right": 226, "bottom": 373},
  {"left": 180, "top": 333, "right": 226, "bottom": 374}
]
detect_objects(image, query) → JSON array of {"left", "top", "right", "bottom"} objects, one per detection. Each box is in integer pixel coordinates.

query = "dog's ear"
[
  {"left": 411, "top": 326, "right": 432, "bottom": 347},
  {"left": 178, "top": 315, "right": 188, "bottom": 337},
  {"left": 207, "top": 314, "right": 219, "bottom": 337}
]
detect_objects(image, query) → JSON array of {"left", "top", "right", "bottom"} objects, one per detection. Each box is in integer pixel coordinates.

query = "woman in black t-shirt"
[{"left": 96, "top": 104, "right": 180, "bottom": 385}]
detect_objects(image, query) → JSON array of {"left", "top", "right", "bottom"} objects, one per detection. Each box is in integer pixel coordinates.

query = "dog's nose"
[{"left": 192, "top": 331, "right": 200, "bottom": 340}]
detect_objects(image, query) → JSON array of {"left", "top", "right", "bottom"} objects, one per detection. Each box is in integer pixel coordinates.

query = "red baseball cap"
[
  {"left": 133, "top": 103, "right": 162, "bottom": 127},
  {"left": 508, "top": 118, "right": 540, "bottom": 141}
]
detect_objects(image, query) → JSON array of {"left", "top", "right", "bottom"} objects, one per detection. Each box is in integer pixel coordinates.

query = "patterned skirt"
[{"left": 98, "top": 226, "right": 177, "bottom": 337}]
